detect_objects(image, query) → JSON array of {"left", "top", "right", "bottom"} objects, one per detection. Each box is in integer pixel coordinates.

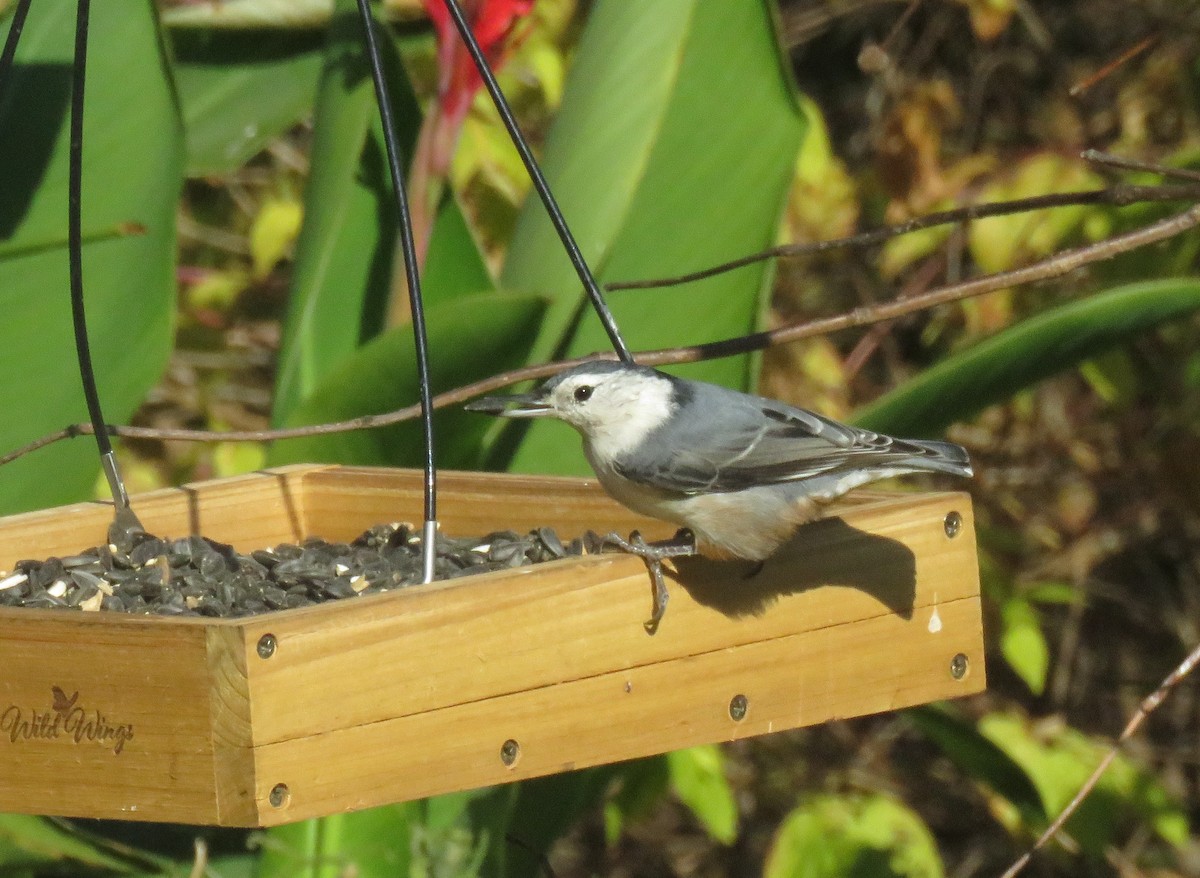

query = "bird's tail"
[
  {"left": 900, "top": 438, "right": 974, "bottom": 479},
  {"left": 791, "top": 438, "right": 972, "bottom": 505}
]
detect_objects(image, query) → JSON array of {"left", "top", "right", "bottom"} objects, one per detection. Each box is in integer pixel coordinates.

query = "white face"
[{"left": 541, "top": 368, "right": 675, "bottom": 458}]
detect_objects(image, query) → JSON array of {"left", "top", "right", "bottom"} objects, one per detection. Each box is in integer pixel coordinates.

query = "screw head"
[
  {"left": 500, "top": 739, "right": 520, "bottom": 767},
  {"left": 257, "top": 633, "right": 277, "bottom": 659},
  {"left": 268, "top": 783, "right": 289, "bottom": 808},
  {"left": 950, "top": 653, "right": 969, "bottom": 680},
  {"left": 944, "top": 511, "right": 963, "bottom": 539},
  {"left": 729, "top": 694, "right": 748, "bottom": 721}
]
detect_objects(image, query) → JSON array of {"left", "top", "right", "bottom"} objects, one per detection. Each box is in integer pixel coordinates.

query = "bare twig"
[
  {"left": 1083, "top": 150, "right": 1200, "bottom": 184},
  {"left": 604, "top": 183, "right": 1200, "bottom": 293},
  {"left": 1, "top": 202, "right": 1198, "bottom": 468},
  {"left": 1068, "top": 35, "right": 1158, "bottom": 96},
  {"left": 999, "top": 639, "right": 1200, "bottom": 878},
  {"left": 648, "top": 203, "right": 1200, "bottom": 364}
]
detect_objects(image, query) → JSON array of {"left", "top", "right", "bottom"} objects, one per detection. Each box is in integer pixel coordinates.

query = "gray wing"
[{"left": 612, "top": 380, "right": 942, "bottom": 494}]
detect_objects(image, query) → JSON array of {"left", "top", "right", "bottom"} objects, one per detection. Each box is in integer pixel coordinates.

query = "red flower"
[
  {"left": 403, "top": 0, "right": 533, "bottom": 282},
  {"left": 423, "top": 0, "right": 535, "bottom": 125}
]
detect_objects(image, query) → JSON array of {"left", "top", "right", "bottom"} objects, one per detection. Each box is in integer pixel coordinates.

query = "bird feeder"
[{"left": 0, "top": 464, "right": 984, "bottom": 825}]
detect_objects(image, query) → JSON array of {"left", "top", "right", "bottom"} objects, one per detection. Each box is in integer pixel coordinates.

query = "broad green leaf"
[
  {"left": 980, "top": 712, "right": 1189, "bottom": 856},
  {"left": 272, "top": 0, "right": 418, "bottom": 423},
  {"left": 256, "top": 819, "right": 318, "bottom": 878},
  {"left": 667, "top": 745, "right": 738, "bottom": 844},
  {"left": 421, "top": 195, "right": 494, "bottom": 311},
  {"left": 257, "top": 805, "right": 417, "bottom": 878},
  {"left": 764, "top": 793, "right": 943, "bottom": 878},
  {"left": 0, "top": 814, "right": 133, "bottom": 872},
  {"left": 999, "top": 596, "right": 1050, "bottom": 696},
  {"left": 906, "top": 705, "right": 1045, "bottom": 827},
  {"left": 500, "top": 0, "right": 804, "bottom": 475},
  {"left": 269, "top": 292, "right": 546, "bottom": 468},
  {"left": 168, "top": 28, "right": 325, "bottom": 175},
  {"left": 855, "top": 279, "right": 1200, "bottom": 437},
  {"left": 0, "top": 1, "right": 182, "bottom": 514}
]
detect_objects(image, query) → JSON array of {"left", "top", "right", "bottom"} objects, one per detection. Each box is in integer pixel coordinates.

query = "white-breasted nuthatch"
[{"left": 467, "top": 361, "right": 972, "bottom": 628}]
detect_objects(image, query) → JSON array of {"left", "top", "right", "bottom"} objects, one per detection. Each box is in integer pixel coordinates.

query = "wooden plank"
[
  {"left": 249, "top": 596, "right": 985, "bottom": 824},
  {"left": 237, "top": 491, "right": 978, "bottom": 746},
  {"left": 297, "top": 466, "right": 675, "bottom": 541},
  {"left": 0, "top": 613, "right": 221, "bottom": 823},
  {"left": 206, "top": 627, "right": 258, "bottom": 825}
]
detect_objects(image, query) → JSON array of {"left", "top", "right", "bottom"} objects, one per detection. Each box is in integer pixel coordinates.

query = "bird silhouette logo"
[{"left": 51, "top": 686, "right": 79, "bottom": 720}]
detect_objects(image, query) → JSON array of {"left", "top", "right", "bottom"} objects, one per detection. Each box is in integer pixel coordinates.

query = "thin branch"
[
  {"left": 645, "top": 202, "right": 1200, "bottom": 364},
  {"left": 2, "top": 202, "right": 1195, "bottom": 468},
  {"left": 604, "top": 183, "right": 1200, "bottom": 293},
  {"left": 1068, "top": 35, "right": 1158, "bottom": 96},
  {"left": 999, "top": 639, "right": 1200, "bottom": 878},
  {"left": 1082, "top": 150, "right": 1200, "bottom": 184}
]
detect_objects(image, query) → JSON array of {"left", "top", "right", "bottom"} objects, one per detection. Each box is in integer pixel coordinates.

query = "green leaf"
[
  {"left": 979, "top": 711, "right": 1190, "bottom": 856},
  {"left": 500, "top": 0, "right": 804, "bottom": 475},
  {"left": 968, "top": 154, "right": 1106, "bottom": 274},
  {"left": 269, "top": 292, "right": 547, "bottom": 468},
  {"left": 855, "top": 279, "right": 1200, "bottom": 437},
  {"left": 603, "top": 758, "right": 670, "bottom": 845},
  {"left": 0, "top": 0, "right": 182, "bottom": 514},
  {"left": 168, "top": 28, "right": 325, "bottom": 175},
  {"left": 764, "top": 792, "right": 944, "bottom": 878},
  {"left": 507, "top": 764, "right": 625, "bottom": 874},
  {"left": 249, "top": 195, "right": 304, "bottom": 279},
  {"left": 906, "top": 705, "right": 1045, "bottom": 827},
  {"left": 999, "top": 596, "right": 1050, "bottom": 696},
  {"left": 0, "top": 814, "right": 134, "bottom": 873},
  {"left": 257, "top": 805, "right": 417, "bottom": 878},
  {"left": 421, "top": 195, "right": 495, "bottom": 311},
  {"left": 162, "top": 0, "right": 332, "bottom": 30},
  {"left": 201, "top": 854, "right": 258, "bottom": 878},
  {"left": 272, "top": 0, "right": 419, "bottom": 423},
  {"left": 667, "top": 745, "right": 738, "bottom": 844}
]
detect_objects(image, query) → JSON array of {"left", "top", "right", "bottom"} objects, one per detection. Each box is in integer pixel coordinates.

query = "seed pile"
[{"left": 0, "top": 524, "right": 596, "bottom": 617}]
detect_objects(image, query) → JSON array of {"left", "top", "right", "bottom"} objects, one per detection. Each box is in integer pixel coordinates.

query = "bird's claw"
[{"left": 599, "top": 529, "right": 698, "bottom": 633}]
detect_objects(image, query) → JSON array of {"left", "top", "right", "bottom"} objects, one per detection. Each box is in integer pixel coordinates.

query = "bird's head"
[{"left": 466, "top": 361, "right": 676, "bottom": 452}]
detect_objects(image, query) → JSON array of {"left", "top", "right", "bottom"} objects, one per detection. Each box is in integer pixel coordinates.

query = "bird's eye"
[{"left": 573, "top": 385, "right": 593, "bottom": 402}]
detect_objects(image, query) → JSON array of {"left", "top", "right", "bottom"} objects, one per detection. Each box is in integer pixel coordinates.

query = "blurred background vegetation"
[{"left": 1, "top": 0, "right": 1200, "bottom": 875}]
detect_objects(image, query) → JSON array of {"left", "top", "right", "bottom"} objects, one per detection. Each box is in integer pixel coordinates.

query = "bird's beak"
[{"left": 464, "top": 392, "right": 553, "bottom": 418}]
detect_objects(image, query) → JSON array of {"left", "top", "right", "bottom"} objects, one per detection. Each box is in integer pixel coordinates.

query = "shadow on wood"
[{"left": 674, "top": 516, "right": 917, "bottom": 620}]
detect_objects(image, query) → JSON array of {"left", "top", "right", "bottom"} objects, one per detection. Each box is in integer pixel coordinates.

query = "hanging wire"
[
  {"left": 68, "top": 0, "right": 142, "bottom": 534},
  {"left": 0, "top": 0, "right": 34, "bottom": 94},
  {"left": 354, "top": 0, "right": 438, "bottom": 583},
  {"left": 437, "top": 0, "right": 633, "bottom": 364}
]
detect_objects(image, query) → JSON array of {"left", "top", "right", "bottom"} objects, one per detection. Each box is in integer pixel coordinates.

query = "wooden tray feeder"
[{"left": 0, "top": 464, "right": 984, "bottom": 826}]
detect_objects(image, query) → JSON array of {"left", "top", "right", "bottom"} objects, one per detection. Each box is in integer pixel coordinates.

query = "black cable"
[
  {"left": 354, "top": 0, "right": 438, "bottom": 579},
  {"left": 438, "top": 0, "right": 633, "bottom": 364},
  {"left": 0, "top": 0, "right": 34, "bottom": 99},
  {"left": 67, "top": 0, "right": 112, "bottom": 459}
]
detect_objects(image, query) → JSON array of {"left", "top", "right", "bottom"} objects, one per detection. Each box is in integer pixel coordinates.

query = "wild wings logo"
[{"left": 0, "top": 686, "right": 134, "bottom": 755}]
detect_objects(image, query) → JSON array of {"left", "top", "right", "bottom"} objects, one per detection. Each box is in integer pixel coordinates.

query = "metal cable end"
[{"left": 422, "top": 519, "right": 438, "bottom": 584}]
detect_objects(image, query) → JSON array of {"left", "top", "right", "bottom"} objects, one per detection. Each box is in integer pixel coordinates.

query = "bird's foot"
[{"left": 599, "top": 529, "right": 698, "bottom": 634}]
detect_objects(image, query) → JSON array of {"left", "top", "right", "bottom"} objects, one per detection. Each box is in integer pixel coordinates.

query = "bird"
[{"left": 467, "top": 360, "right": 972, "bottom": 629}]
